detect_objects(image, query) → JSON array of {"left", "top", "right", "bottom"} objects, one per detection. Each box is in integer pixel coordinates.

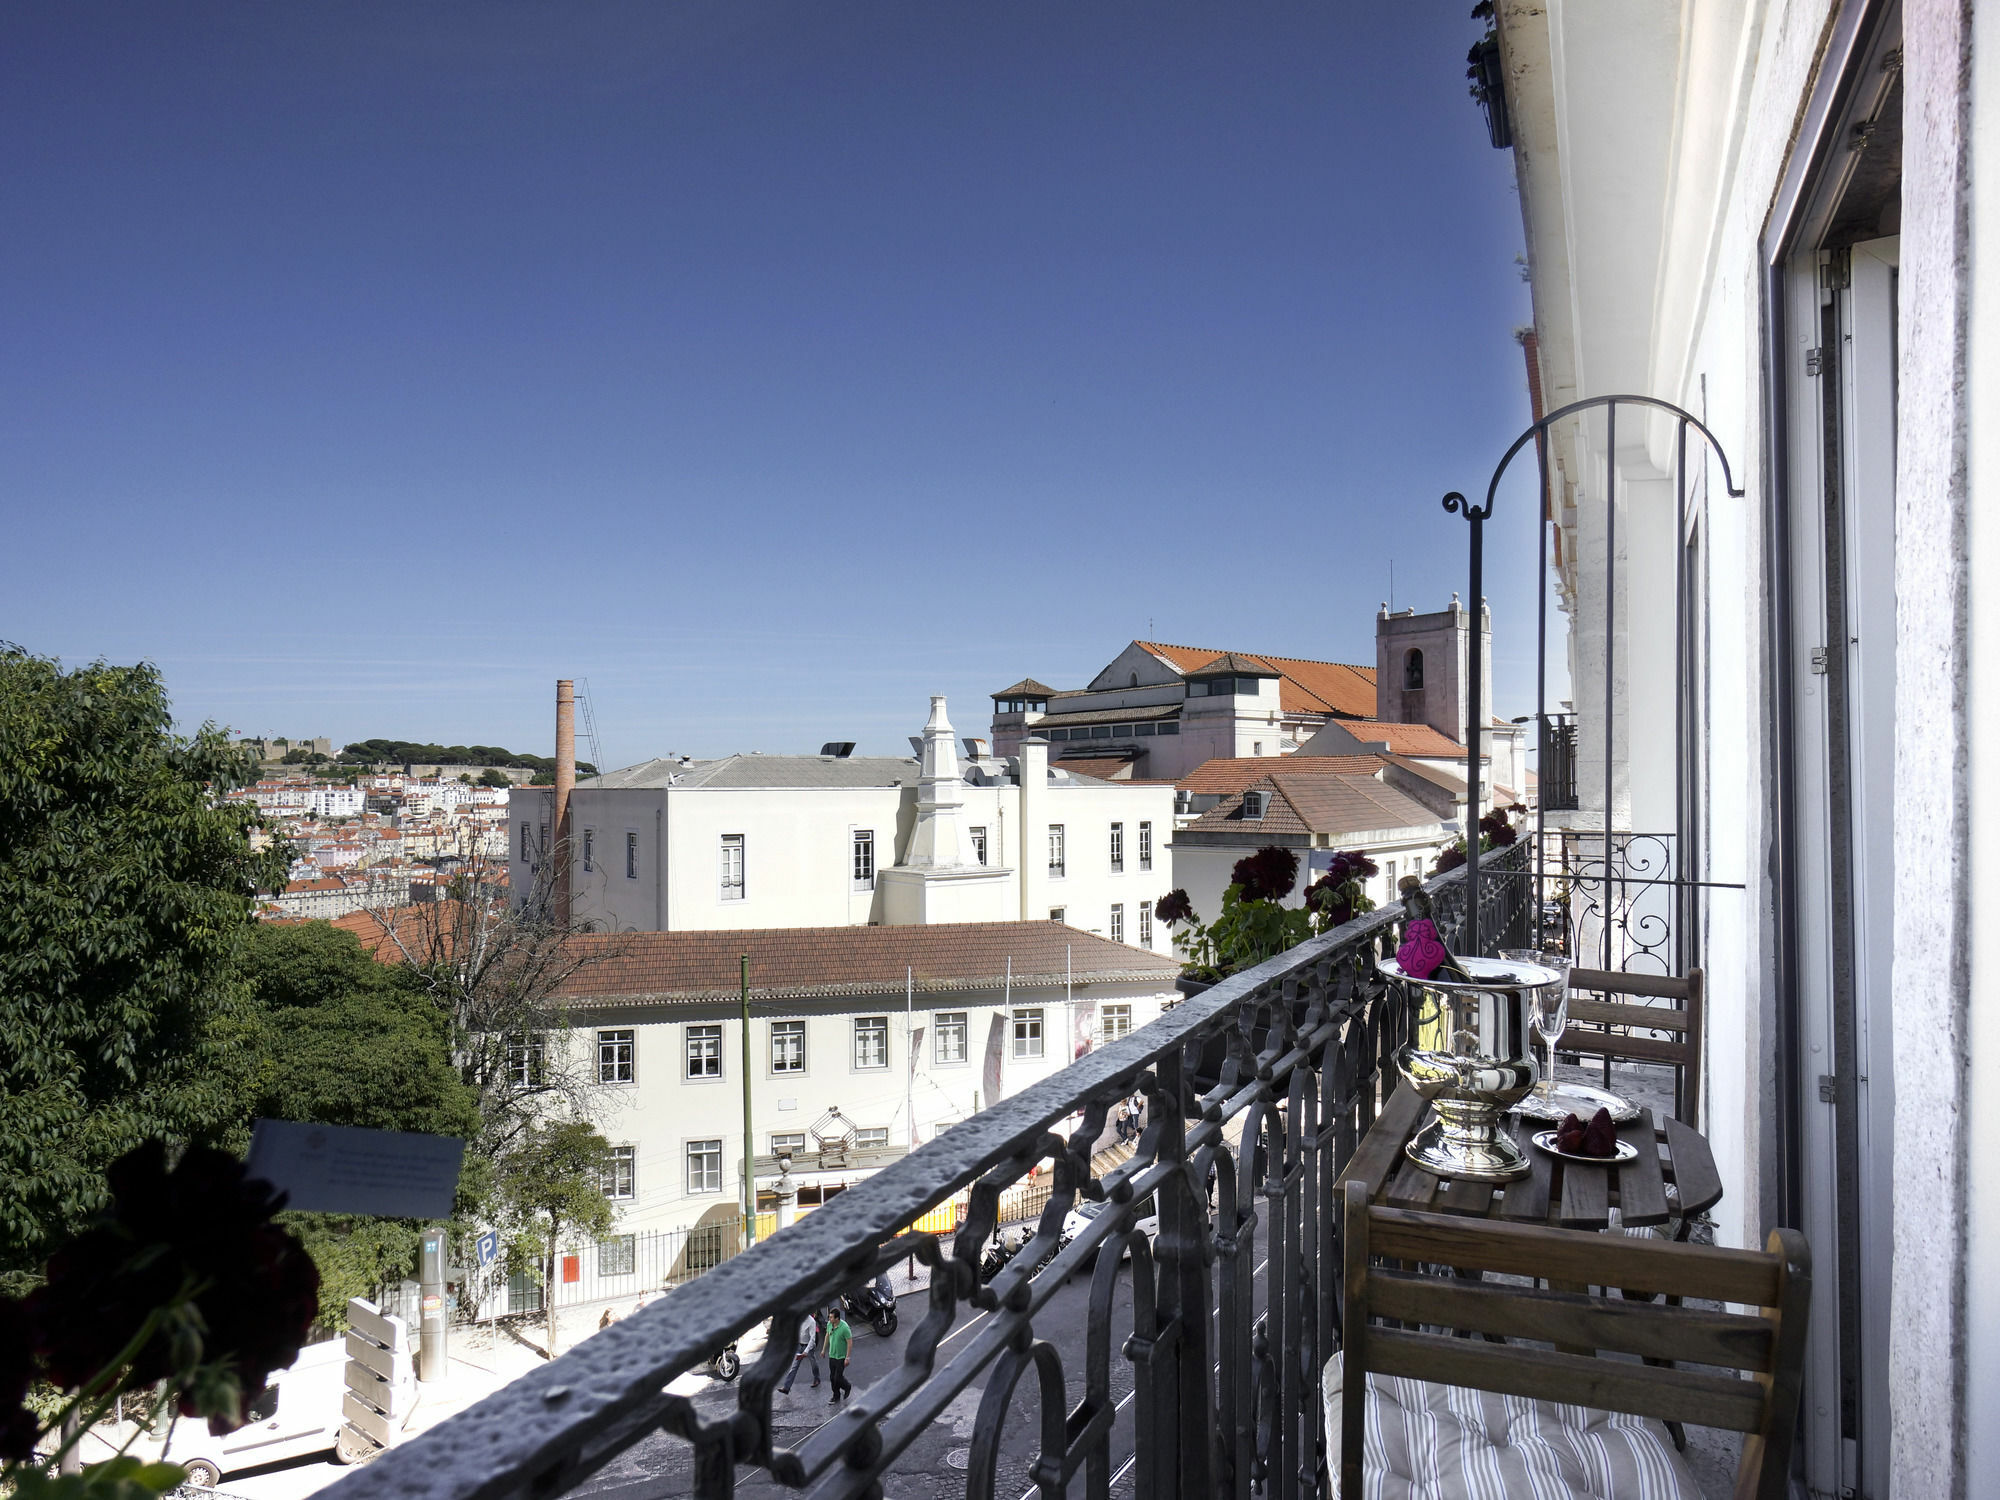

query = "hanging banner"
[
  {"left": 982, "top": 1013, "right": 1008, "bottom": 1104},
  {"left": 1071, "top": 1000, "right": 1096, "bottom": 1061}
]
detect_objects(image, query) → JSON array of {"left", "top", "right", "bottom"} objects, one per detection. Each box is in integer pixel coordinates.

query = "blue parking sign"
[{"left": 475, "top": 1230, "right": 500, "bottom": 1269}]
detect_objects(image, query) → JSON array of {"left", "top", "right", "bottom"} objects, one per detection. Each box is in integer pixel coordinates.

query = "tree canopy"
[
  {"left": 0, "top": 649, "right": 288, "bottom": 1282},
  {"left": 496, "top": 1119, "right": 613, "bottom": 1354}
]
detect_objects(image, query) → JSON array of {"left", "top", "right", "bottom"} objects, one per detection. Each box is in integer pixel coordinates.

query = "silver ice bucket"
[{"left": 1379, "top": 954, "right": 1563, "bottom": 1181}]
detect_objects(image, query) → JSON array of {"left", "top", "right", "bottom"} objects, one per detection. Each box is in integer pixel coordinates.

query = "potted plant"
[{"left": 1155, "top": 845, "right": 1381, "bottom": 995}]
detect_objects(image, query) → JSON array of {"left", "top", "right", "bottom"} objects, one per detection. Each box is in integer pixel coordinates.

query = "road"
[{"left": 576, "top": 1246, "right": 1269, "bottom": 1500}]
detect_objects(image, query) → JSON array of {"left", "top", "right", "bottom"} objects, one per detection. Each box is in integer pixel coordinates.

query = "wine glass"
[{"left": 1501, "top": 948, "right": 1570, "bottom": 1104}]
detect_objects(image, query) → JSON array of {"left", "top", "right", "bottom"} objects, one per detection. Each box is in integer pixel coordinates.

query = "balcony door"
[{"left": 1783, "top": 232, "right": 1898, "bottom": 1499}]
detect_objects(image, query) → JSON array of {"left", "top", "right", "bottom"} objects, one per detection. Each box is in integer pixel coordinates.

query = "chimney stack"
[{"left": 554, "top": 680, "right": 575, "bottom": 924}]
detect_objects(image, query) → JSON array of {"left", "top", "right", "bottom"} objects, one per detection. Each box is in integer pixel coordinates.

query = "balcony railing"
[{"left": 327, "top": 844, "right": 1534, "bottom": 1500}]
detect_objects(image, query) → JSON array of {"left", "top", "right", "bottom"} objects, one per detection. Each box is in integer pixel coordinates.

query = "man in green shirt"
[{"left": 824, "top": 1308, "right": 852, "bottom": 1403}]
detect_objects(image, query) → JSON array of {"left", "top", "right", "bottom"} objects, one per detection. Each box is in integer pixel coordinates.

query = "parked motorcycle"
[{"left": 841, "top": 1284, "right": 898, "bottom": 1338}]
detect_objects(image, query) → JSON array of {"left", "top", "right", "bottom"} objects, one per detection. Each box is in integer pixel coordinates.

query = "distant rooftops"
[{"left": 558, "top": 753, "right": 920, "bottom": 791}]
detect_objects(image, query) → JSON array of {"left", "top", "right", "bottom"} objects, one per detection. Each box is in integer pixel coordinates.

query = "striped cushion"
[{"left": 1322, "top": 1353, "right": 1701, "bottom": 1499}]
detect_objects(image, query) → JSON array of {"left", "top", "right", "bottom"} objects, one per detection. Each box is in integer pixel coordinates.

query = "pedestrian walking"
[
  {"left": 777, "top": 1310, "right": 822, "bottom": 1394},
  {"left": 825, "top": 1308, "right": 853, "bottom": 1403}
]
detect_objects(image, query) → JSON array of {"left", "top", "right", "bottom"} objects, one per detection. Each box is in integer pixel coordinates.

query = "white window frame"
[
  {"left": 719, "top": 834, "right": 745, "bottom": 900},
  {"left": 1048, "top": 824, "right": 1065, "bottom": 878},
  {"left": 853, "top": 1016, "right": 889, "bottom": 1071},
  {"left": 1109, "top": 903, "right": 1124, "bottom": 943},
  {"left": 506, "top": 1032, "right": 545, "bottom": 1087},
  {"left": 685, "top": 1139, "right": 723, "bottom": 1195},
  {"left": 770, "top": 1131, "right": 807, "bottom": 1157},
  {"left": 934, "top": 1011, "right": 968, "bottom": 1064},
  {"left": 601, "top": 1145, "right": 635, "bottom": 1200},
  {"left": 770, "top": 1019, "right": 806, "bottom": 1075},
  {"left": 626, "top": 830, "right": 639, "bottom": 879},
  {"left": 1109, "top": 822, "right": 1124, "bottom": 873},
  {"left": 1012, "top": 1008, "right": 1044, "bottom": 1059},
  {"left": 852, "top": 829, "right": 876, "bottom": 891},
  {"left": 685, "top": 1024, "right": 723, "bottom": 1080},
  {"left": 855, "top": 1127, "right": 890, "bottom": 1150},
  {"left": 597, "top": 1028, "right": 635, "bottom": 1084},
  {"left": 1100, "top": 1003, "right": 1132, "bottom": 1043},
  {"left": 1138, "top": 821, "right": 1153, "bottom": 871},
  {"left": 970, "top": 826, "right": 988, "bottom": 866},
  {"left": 1049, "top": 907, "right": 1065, "bottom": 924},
  {"left": 1139, "top": 903, "right": 1154, "bottom": 949}
]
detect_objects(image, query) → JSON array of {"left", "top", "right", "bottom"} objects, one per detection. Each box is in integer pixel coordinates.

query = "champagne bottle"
[{"left": 1395, "top": 875, "right": 1474, "bottom": 983}]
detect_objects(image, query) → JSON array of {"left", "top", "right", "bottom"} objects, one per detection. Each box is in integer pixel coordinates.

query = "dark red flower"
[
  {"left": 1433, "top": 845, "right": 1467, "bottom": 875},
  {"left": 0, "top": 1298, "right": 37, "bottom": 1462},
  {"left": 24, "top": 1142, "right": 319, "bottom": 1432},
  {"left": 1154, "top": 889, "right": 1195, "bottom": 925},
  {"left": 1230, "top": 847, "right": 1299, "bottom": 903}
]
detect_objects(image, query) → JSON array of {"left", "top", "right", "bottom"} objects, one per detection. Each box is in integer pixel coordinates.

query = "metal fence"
[{"left": 326, "top": 846, "right": 1532, "bottom": 1500}]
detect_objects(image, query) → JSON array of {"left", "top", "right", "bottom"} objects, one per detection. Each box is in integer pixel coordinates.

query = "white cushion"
[{"left": 1322, "top": 1352, "right": 1703, "bottom": 1500}]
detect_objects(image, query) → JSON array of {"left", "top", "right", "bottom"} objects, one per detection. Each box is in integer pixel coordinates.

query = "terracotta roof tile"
[
  {"left": 1134, "top": 641, "right": 1377, "bottom": 718},
  {"left": 1185, "top": 772, "right": 1441, "bottom": 838},
  {"left": 1307, "top": 720, "right": 1465, "bottom": 758},
  {"left": 1175, "top": 755, "right": 1384, "bottom": 795}
]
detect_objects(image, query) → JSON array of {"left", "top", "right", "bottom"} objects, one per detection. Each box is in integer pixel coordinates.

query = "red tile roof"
[
  {"left": 1184, "top": 773, "right": 1441, "bottom": 838},
  {"left": 1175, "top": 754, "right": 1385, "bottom": 795},
  {"left": 1308, "top": 720, "right": 1465, "bottom": 758},
  {"left": 1135, "top": 642, "right": 1377, "bottom": 718}
]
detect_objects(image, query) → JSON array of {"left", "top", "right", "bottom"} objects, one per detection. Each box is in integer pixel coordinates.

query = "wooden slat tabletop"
[{"left": 1342, "top": 1093, "right": 1725, "bottom": 1235}]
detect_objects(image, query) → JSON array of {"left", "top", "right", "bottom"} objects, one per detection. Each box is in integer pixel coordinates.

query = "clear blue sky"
[{"left": 3, "top": 3, "right": 1550, "bottom": 765}]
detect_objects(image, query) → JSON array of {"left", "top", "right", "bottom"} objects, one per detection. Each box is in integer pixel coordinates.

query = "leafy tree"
[
  {"left": 0, "top": 650, "right": 288, "bottom": 1285},
  {"left": 230, "top": 923, "right": 484, "bottom": 1328},
  {"left": 476, "top": 769, "right": 511, "bottom": 789},
  {"left": 495, "top": 1120, "right": 612, "bottom": 1355}
]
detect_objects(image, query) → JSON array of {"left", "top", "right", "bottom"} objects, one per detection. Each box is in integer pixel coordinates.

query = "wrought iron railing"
[
  {"left": 327, "top": 845, "right": 1532, "bottom": 1500},
  {"left": 1538, "top": 713, "right": 1579, "bottom": 812}
]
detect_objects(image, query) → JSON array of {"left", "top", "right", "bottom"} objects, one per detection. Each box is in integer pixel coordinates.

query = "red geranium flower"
[
  {"left": 1230, "top": 847, "right": 1298, "bottom": 903},
  {"left": 1154, "top": 889, "right": 1195, "bottom": 925}
]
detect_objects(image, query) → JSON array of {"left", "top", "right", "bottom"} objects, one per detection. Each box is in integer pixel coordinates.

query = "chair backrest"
[
  {"left": 1560, "top": 966, "right": 1705, "bottom": 1129},
  {"left": 1340, "top": 1181, "right": 1809, "bottom": 1500}
]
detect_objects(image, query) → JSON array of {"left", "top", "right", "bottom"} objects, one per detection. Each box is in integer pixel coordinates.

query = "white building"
[
  {"left": 510, "top": 697, "right": 1181, "bottom": 953},
  {"left": 309, "top": 786, "right": 365, "bottom": 819},
  {"left": 988, "top": 602, "right": 1524, "bottom": 790},
  {"left": 1170, "top": 768, "right": 1451, "bottom": 924},
  {"left": 1494, "top": 0, "right": 1995, "bottom": 1490},
  {"left": 485, "top": 921, "right": 1177, "bottom": 1243}
]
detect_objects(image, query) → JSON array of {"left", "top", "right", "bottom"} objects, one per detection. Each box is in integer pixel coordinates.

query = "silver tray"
[
  {"left": 1510, "top": 1081, "right": 1640, "bottom": 1125},
  {"left": 1530, "top": 1130, "right": 1639, "bottom": 1165}
]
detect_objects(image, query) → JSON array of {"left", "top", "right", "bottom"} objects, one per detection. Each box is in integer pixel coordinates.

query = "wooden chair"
[
  {"left": 1560, "top": 966, "right": 1705, "bottom": 1129},
  {"left": 1336, "top": 1181, "right": 1809, "bottom": 1500}
]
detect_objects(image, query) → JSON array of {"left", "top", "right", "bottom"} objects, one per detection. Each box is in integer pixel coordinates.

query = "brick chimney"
[{"left": 554, "top": 680, "right": 575, "bottom": 925}]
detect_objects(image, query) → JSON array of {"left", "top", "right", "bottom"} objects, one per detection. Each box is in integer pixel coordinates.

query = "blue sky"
[{"left": 2, "top": 3, "right": 1548, "bottom": 764}]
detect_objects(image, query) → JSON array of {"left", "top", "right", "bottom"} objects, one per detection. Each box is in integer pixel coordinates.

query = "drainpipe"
[
  {"left": 554, "top": 680, "right": 575, "bottom": 926},
  {"left": 1020, "top": 739, "right": 1047, "bottom": 920}
]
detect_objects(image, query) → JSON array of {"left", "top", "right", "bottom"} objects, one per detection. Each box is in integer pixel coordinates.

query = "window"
[
  {"left": 597, "top": 1029, "right": 635, "bottom": 1084},
  {"left": 1252, "top": 742, "right": 1263, "bottom": 757},
  {"left": 599, "top": 1235, "right": 636, "bottom": 1276},
  {"left": 852, "top": 829, "right": 875, "bottom": 889},
  {"left": 719, "top": 834, "right": 745, "bottom": 900},
  {"left": 855, "top": 1127, "right": 890, "bottom": 1149},
  {"left": 686, "top": 1140, "right": 722, "bottom": 1195},
  {"left": 935, "top": 1011, "right": 968, "bottom": 1063},
  {"left": 246, "top": 1387, "right": 279, "bottom": 1422},
  {"left": 507, "top": 1269, "right": 543, "bottom": 1313},
  {"left": 854, "top": 1016, "right": 888, "bottom": 1069},
  {"left": 970, "top": 826, "right": 988, "bottom": 866},
  {"left": 1241, "top": 790, "right": 1267, "bottom": 820},
  {"left": 1139, "top": 903, "right": 1154, "bottom": 948},
  {"left": 1138, "top": 821, "right": 1153, "bottom": 871},
  {"left": 1404, "top": 648, "right": 1425, "bottom": 691},
  {"left": 771, "top": 1132, "right": 806, "bottom": 1157},
  {"left": 1109, "top": 903, "right": 1124, "bottom": 942},
  {"left": 770, "top": 1019, "right": 806, "bottom": 1074},
  {"left": 1049, "top": 824, "right": 1065, "bottom": 877},
  {"left": 601, "top": 1146, "right": 635, "bottom": 1200},
  {"left": 1109, "top": 822, "right": 1124, "bottom": 872},
  {"left": 1049, "top": 907, "right": 1066, "bottom": 923},
  {"left": 506, "top": 1033, "right": 545, "bottom": 1086},
  {"left": 582, "top": 827, "right": 595, "bottom": 872},
  {"left": 685, "top": 1024, "right": 722, "bottom": 1079},
  {"left": 520, "top": 823, "right": 533, "bottom": 860},
  {"left": 1013, "top": 1009, "right": 1044, "bottom": 1058},
  {"left": 626, "top": 831, "right": 639, "bottom": 879},
  {"left": 1101, "top": 1003, "right": 1133, "bottom": 1042},
  {"left": 1158, "top": 722, "right": 1177, "bottom": 736}
]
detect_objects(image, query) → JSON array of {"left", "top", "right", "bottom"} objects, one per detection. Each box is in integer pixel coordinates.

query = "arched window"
[
  {"left": 1129, "top": 672, "right": 1139, "bottom": 687},
  {"left": 1404, "top": 649, "right": 1425, "bottom": 691}
]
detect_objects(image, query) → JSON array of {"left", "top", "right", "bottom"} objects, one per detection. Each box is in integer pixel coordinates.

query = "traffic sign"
[{"left": 475, "top": 1231, "right": 499, "bottom": 1269}]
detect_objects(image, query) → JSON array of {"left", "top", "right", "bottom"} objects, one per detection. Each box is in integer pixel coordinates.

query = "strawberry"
[{"left": 1582, "top": 1107, "right": 1618, "bottom": 1158}]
